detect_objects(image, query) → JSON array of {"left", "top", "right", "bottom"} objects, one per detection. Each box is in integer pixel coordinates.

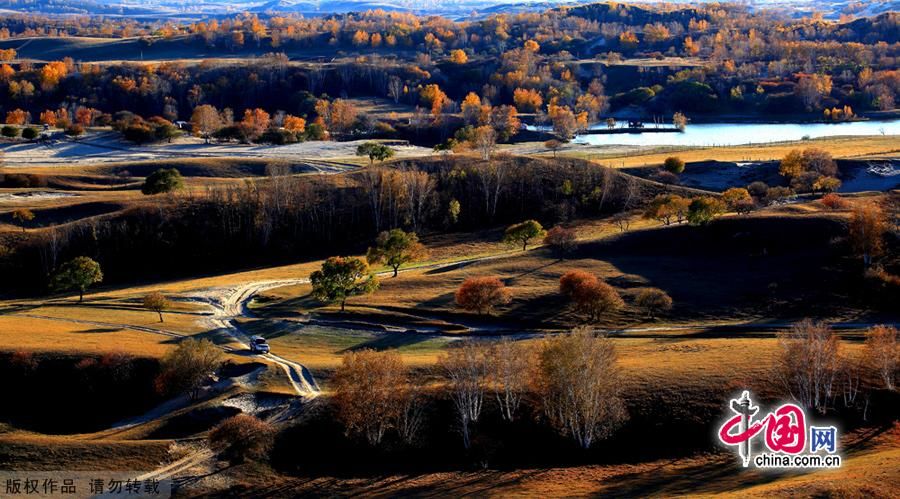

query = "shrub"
[
  {"left": 634, "top": 288, "right": 673, "bottom": 318},
  {"left": 820, "top": 193, "right": 849, "bottom": 210},
  {"left": 747, "top": 181, "right": 769, "bottom": 199},
  {"left": 722, "top": 188, "right": 752, "bottom": 211},
  {"left": 258, "top": 128, "right": 298, "bottom": 145},
  {"left": 21, "top": 127, "right": 38, "bottom": 140},
  {"left": 663, "top": 156, "right": 685, "bottom": 174},
  {"left": 155, "top": 338, "right": 224, "bottom": 399},
  {"left": 141, "top": 168, "right": 184, "bottom": 195},
  {"left": 455, "top": 276, "right": 511, "bottom": 315},
  {"left": 64, "top": 124, "right": 85, "bottom": 137},
  {"left": 209, "top": 414, "right": 275, "bottom": 464},
  {"left": 764, "top": 186, "right": 793, "bottom": 205},
  {"left": 305, "top": 122, "right": 327, "bottom": 141},
  {"left": 559, "top": 270, "right": 596, "bottom": 298},
  {"left": 543, "top": 226, "right": 577, "bottom": 256},
  {"left": 1, "top": 125, "right": 18, "bottom": 137}
]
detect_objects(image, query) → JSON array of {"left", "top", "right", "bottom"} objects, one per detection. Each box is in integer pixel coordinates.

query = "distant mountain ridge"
[{"left": 0, "top": 0, "right": 894, "bottom": 20}]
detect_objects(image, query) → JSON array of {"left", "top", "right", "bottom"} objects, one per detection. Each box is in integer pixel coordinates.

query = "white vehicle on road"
[{"left": 249, "top": 335, "right": 270, "bottom": 354}]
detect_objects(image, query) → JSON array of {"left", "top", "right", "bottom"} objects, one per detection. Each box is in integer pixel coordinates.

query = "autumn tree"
[
  {"left": 74, "top": 106, "right": 97, "bottom": 126},
  {"left": 190, "top": 104, "right": 223, "bottom": 143},
  {"left": 143, "top": 291, "right": 170, "bottom": 322},
  {"left": 543, "top": 225, "right": 577, "bottom": 257},
  {"left": 779, "top": 149, "right": 804, "bottom": 178},
  {"left": 544, "top": 139, "right": 562, "bottom": 157},
  {"left": 848, "top": 203, "right": 887, "bottom": 267},
  {"left": 11, "top": 208, "right": 34, "bottom": 232},
  {"left": 722, "top": 188, "right": 752, "bottom": 212},
  {"left": 643, "top": 194, "right": 690, "bottom": 225},
  {"left": 420, "top": 83, "right": 449, "bottom": 120},
  {"left": 548, "top": 104, "right": 577, "bottom": 140},
  {"left": 455, "top": 276, "right": 511, "bottom": 315},
  {"left": 51, "top": 256, "right": 103, "bottom": 301},
  {"left": 774, "top": 320, "right": 840, "bottom": 414},
  {"left": 366, "top": 228, "right": 427, "bottom": 277},
  {"left": 39, "top": 110, "right": 58, "bottom": 127},
  {"left": 535, "top": 327, "right": 627, "bottom": 449},
  {"left": 283, "top": 115, "right": 306, "bottom": 133},
  {"left": 634, "top": 288, "right": 673, "bottom": 318},
  {"left": 687, "top": 196, "right": 726, "bottom": 225},
  {"left": 795, "top": 74, "right": 833, "bottom": 110},
  {"left": 461, "top": 92, "right": 485, "bottom": 125},
  {"left": 209, "top": 414, "right": 275, "bottom": 464},
  {"left": 672, "top": 112, "right": 688, "bottom": 130},
  {"left": 864, "top": 325, "right": 897, "bottom": 391},
  {"left": 503, "top": 219, "right": 546, "bottom": 251},
  {"left": 618, "top": 31, "right": 639, "bottom": 48},
  {"left": 489, "top": 105, "right": 521, "bottom": 142},
  {"left": 439, "top": 342, "right": 490, "bottom": 448},
  {"left": 333, "top": 349, "right": 410, "bottom": 446},
  {"left": 240, "top": 108, "right": 270, "bottom": 140},
  {"left": 156, "top": 338, "right": 224, "bottom": 400},
  {"left": 449, "top": 49, "right": 468, "bottom": 64},
  {"left": 801, "top": 148, "right": 838, "bottom": 177},
  {"left": 315, "top": 98, "right": 357, "bottom": 134},
  {"left": 39, "top": 60, "right": 68, "bottom": 90},
  {"left": 473, "top": 125, "right": 497, "bottom": 161},
  {"left": 487, "top": 338, "right": 533, "bottom": 422},
  {"left": 310, "top": 257, "right": 378, "bottom": 311},
  {"left": 559, "top": 271, "right": 623, "bottom": 322},
  {"left": 5, "top": 108, "right": 27, "bottom": 125},
  {"left": 513, "top": 88, "right": 543, "bottom": 112}
]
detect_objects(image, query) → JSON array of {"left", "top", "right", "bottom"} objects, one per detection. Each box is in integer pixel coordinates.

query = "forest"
[{"left": 0, "top": 5, "right": 896, "bottom": 148}]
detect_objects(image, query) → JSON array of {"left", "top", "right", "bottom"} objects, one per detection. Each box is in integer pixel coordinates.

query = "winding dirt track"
[{"left": 198, "top": 279, "right": 320, "bottom": 395}]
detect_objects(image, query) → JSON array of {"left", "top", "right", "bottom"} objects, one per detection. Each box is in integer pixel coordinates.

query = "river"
[{"left": 569, "top": 119, "right": 900, "bottom": 147}]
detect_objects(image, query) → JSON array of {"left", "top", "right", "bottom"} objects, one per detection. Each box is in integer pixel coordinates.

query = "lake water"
[{"left": 570, "top": 119, "right": 900, "bottom": 147}]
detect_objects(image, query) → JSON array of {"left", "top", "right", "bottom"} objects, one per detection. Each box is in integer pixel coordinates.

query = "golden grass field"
[
  {"left": 0, "top": 141, "right": 895, "bottom": 497},
  {"left": 563, "top": 135, "right": 900, "bottom": 168},
  {"left": 0, "top": 315, "right": 173, "bottom": 357}
]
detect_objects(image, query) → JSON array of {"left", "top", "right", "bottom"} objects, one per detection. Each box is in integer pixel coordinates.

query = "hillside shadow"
[
  {"left": 596, "top": 458, "right": 793, "bottom": 497},
  {"left": 74, "top": 327, "right": 120, "bottom": 333},
  {"left": 572, "top": 216, "right": 854, "bottom": 321}
]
